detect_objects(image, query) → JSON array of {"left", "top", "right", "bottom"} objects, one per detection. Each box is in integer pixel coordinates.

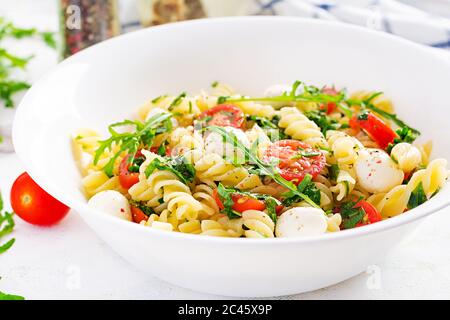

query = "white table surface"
[{"left": 1, "top": 0, "right": 450, "bottom": 300}]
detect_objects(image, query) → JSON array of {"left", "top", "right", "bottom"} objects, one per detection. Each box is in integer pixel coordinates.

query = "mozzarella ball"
[
  {"left": 355, "top": 148, "right": 404, "bottom": 193},
  {"left": 264, "top": 84, "right": 292, "bottom": 97},
  {"left": 145, "top": 107, "right": 178, "bottom": 126},
  {"left": 204, "top": 126, "right": 250, "bottom": 163},
  {"left": 275, "top": 207, "right": 328, "bottom": 238},
  {"left": 390, "top": 143, "right": 422, "bottom": 172},
  {"left": 88, "top": 190, "right": 132, "bottom": 221}
]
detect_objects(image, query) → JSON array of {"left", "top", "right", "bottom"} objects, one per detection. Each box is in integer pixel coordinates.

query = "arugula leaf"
[
  {"left": 145, "top": 156, "right": 196, "bottom": 185},
  {"left": 386, "top": 127, "right": 420, "bottom": 153},
  {"left": 407, "top": 182, "right": 427, "bottom": 210},
  {"left": 206, "top": 126, "right": 321, "bottom": 208},
  {"left": 0, "top": 192, "right": 15, "bottom": 254},
  {"left": 0, "top": 291, "right": 25, "bottom": 300},
  {"left": 0, "top": 19, "right": 56, "bottom": 109},
  {"left": 348, "top": 92, "right": 420, "bottom": 137},
  {"left": 221, "top": 81, "right": 346, "bottom": 107},
  {"left": 94, "top": 113, "right": 172, "bottom": 177},
  {"left": 0, "top": 80, "right": 30, "bottom": 107},
  {"left": 217, "top": 183, "right": 241, "bottom": 219}
]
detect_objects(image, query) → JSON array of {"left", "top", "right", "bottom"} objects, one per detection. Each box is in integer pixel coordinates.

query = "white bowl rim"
[{"left": 13, "top": 16, "right": 450, "bottom": 245}]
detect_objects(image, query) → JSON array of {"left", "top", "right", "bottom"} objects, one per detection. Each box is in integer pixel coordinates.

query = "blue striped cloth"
[
  {"left": 119, "top": 0, "right": 450, "bottom": 50},
  {"left": 248, "top": 0, "right": 450, "bottom": 50}
]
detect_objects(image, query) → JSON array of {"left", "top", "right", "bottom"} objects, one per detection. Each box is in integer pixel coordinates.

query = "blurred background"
[{"left": 0, "top": 0, "right": 450, "bottom": 152}]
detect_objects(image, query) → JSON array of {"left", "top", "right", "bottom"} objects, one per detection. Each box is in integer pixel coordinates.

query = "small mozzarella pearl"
[
  {"left": 275, "top": 207, "right": 328, "bottom": 238},
  {"left": 355, "top": 148, "right": 404, "bottom": 193},
  {"left": 204, "top": 126, "right": 250, "bottom": 163},
  {"left": 88, "top": 190, "right": 132, "bottom": 221}
]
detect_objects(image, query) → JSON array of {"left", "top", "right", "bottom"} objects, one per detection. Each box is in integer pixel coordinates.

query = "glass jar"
[
  {"left": 59, "top": 0, "right": 120, "bottom": 58},
  {"left": 137, "top": 0, "right": 206, "bottom": 27}
]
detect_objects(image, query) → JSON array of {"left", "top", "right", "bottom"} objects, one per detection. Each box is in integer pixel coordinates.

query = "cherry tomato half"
[
  {"left": 213, "top": 189, "right": 266, "bottom": 213},
  {"left": 197, "top": 104, "right": 244, "bottom": 128},
  {"left": 131, "top": 206, "right": 149, "bottom": 224},
  {"left": 350, "top": 112, "right": 397, "bottom": 150},
  {"left": 118, "top": 153, "right": 143, "bottom": 190},
  {"left": 10, "top": 172, "right": 70, "bottom": 226},
  {"left": 320, "top": 87, "right": 339, "bottom": 114},
  {"left": 263, "top": 140, "right": 326, "bottom": 184},
  {"left": 354, "top": 200, "right": 382, "bottom": 227}
]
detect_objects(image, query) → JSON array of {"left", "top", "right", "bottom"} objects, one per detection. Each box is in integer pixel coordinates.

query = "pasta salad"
[{"left": 72, "top": 81, "right": 449, "bottom": 238}]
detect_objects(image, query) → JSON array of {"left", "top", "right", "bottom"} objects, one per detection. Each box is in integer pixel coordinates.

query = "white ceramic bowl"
[{"left": 13, "top": 17, "right": 450, "bottom": 297}]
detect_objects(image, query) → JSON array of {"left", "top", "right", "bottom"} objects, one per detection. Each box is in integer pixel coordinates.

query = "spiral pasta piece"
[
  {"left": 278, "top": 107, "right": 327, "bottom": 148},
  {"left": 193, "top": 183, "right": 220, "bottom": 219},
  {"left": 242, "top": 210, "right": 275, "bottom": 238},
  {"left": 368, "top": 159, "right": 448, "bottom": 217},
  {"left": 326, "top": 214, "right": 342, "bottom": 232},
  {"left": 130, "top": 150, "right": 202, "bottom": 221},
  {"left": 81, "top": 171, "right": 124, "bottom": 198},
  {"left": 390, "top": 143, "right": 422, "bottom": 173},
  {"left": 236, "top": 101, "right": 277, "bottom": 119}
]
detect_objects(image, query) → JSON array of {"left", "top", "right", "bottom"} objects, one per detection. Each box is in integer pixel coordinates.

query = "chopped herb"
[
  {"left": 265, "top": 197, "right": 278, "bottom": 223},
  {"left": 281, "top": 174, "right": 321, "bottom": 207},
  {"left": 304, "top": 110, "right": 341, "bottom": 134},
  {"left": 151, "top": 95, "right": 166, "bottom": 104},
  {"left": 292, "top": 150, "right": 321, "bottom": 159},
  {"left": 94, "top": 113, "right": 172, "bottom": 177},
  {"left": 211, "top": 81, "right": 219, "bottom": 88},
  {"left": 129, "top": 200, "right": 156, "bottom": 216},
  {"left": 217, "top": 96, "right": 227, "bottom": 104},
  {"left": 145, "top": 156, "right": 196, "bottom": 185},
  {"left": 329, "top": 164, "right": 340, "bottom": 181},
  {"left": 168, "top": 92, "right": 187, "bottom": 111},
  {"left": 357, "top": 110, "right": 369, "bottom": 121},
  {"left": 246, "top": 115, "right": 277, "bottom": 129},
  {"left": 339, "top": 199, "right": 366, "bottom": 229},
  {"left": 407, "top": 182, "right": 427, "bottom": 210}
]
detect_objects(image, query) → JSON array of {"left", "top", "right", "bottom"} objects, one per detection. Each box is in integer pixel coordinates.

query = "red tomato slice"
[
  {"left": 320, "top": 87, "right": 338, "bottom": 114},
  {"left": 350, "top": 112, "right": 397, "bottom": 149},
  {"left": 354, "top": 200, "right": 382, "bottom": 227},
  {"left": 10, "top": 172, "right": 70, "bottom": 226},
  {"left": 213, "top": 189, "right": 266, "bottom": 213},
  {"left": 131, "top": 206, "right": 149, "bottom": 224},
  {"left": 197, "top": 104, "right": 244, "bottom": 128},
  {"left": 263, "top": 140, "right": 326, "bottom": 184},
  {"left": 118, "top": 154, "right": 142, "bottom": 190}
]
